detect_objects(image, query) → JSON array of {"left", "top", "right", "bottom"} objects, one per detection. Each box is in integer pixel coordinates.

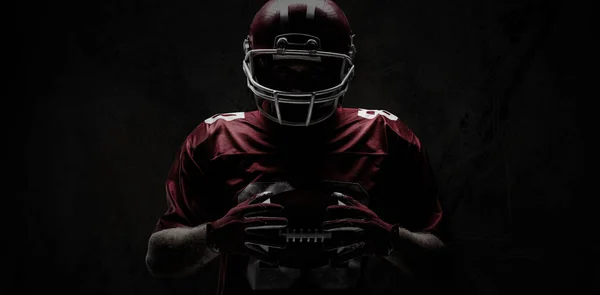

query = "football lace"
[{"left": 279, "top": 228, "right": 332, "bottom": 242}]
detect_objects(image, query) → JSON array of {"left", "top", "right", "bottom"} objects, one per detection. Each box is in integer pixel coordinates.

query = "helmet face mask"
[{"left": 242, "top": 1, "right": 356, "bottom": 127}]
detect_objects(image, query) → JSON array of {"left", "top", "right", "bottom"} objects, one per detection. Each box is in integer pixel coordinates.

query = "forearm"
[
  {"left": 384, "top": 227, "right": 444, "bottom": 276},
  {"left": 145, "top": 223, "right": 219, "bottom": 278}
]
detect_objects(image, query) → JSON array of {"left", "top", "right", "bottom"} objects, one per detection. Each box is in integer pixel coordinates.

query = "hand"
[
  {"left": 208, "top": 192, "right": 288, "bottom": 265},
  {"left": 323, "top": 192, "right": 398, "bottom": 265}
]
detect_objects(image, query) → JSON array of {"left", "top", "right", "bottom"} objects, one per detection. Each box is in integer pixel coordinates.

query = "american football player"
[{"left": 145, "top": 1, "right": 445, "bottom": 294}]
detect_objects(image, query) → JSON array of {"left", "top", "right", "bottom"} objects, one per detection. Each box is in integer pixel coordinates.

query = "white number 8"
[
  {"left": 357, "top": 109, "right": 398, "bottom": 121},
  {"left": 204, "top": 112, "right": 245, "bottom": 124}
]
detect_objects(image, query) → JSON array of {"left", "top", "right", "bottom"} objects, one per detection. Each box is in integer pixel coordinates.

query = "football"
[{"left": 261, "top": 188, "right": 339, "bottom": 269}]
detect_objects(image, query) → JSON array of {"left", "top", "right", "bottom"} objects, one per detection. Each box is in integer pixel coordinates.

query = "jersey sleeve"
[
  {"left": 153, "top": 134, "right": 222, "bottom": 232},
  {"left": 382, "top": 138, "right": 442, "bottom": 233},
  {"left": 404, "top": 144, "right": 442, "bottom": 232}
]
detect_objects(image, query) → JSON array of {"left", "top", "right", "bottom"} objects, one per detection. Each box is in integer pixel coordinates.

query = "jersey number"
[
  {"left": 357, "top": 109, "right": 398, "bottom": 121},
  {"left": 204, "top": 112, "right": 245, "bottom": 124},
  {"left": 204, "top": 110, "right": 396, "bottom": 124}
]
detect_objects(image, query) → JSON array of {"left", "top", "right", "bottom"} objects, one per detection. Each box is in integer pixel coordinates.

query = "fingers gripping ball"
[
  {"left": 263, "top": 189, "right": 339, "bottom": 269},
  {"left": 207, "top": 192, "right": 288, "bottom": 264}
]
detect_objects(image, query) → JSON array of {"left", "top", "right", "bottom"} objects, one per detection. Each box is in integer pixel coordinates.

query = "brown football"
[{"left": 261, "top": 188, "right": 339, "bottom": 269}]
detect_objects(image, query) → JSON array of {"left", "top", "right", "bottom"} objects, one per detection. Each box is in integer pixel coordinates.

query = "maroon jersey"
[{"left": 154, "top": 107, "right": 442, "bottom": 295}]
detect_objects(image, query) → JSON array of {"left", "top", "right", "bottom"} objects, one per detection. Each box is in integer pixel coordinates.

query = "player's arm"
[
  {"left": 146, "top": 224, "right": 217, "bottom": 278},
  {"left": 323, "top": 141, "right": 444, "bottom": 276},
  {"left": 385, "top": 225, "right": 444, "bottom": 276},
  {"left": 145, "top": 137, "right": 219, "bottom": 278},
  {"left": 384, "top": 143, "right": 444, "bottom": 276},
  {"left": 326, "top": 188, "right": 443, "bottom": 277},
  {"left": 323, "top": 109, "right": 444, "bottom": 276},
  {"left": 146, "top": 125, "right": 287, "bottom": 278}
]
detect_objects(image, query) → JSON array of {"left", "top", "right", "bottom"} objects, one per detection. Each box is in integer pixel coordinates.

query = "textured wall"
[{"left": 21, "top": 0, "right": 593, "bottom": 294}]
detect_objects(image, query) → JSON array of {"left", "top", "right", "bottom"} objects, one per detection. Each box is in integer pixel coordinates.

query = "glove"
[
  {"left": 322, "top": 192, "right": 399, "bottom": 265},
  {"left": 207, "top": 191, "right": 288, "bottom": 264}
]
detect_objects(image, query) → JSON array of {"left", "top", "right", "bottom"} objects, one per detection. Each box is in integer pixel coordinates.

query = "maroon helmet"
[{"left": 242, "top": 0, "right": 356, "bottom": 126}]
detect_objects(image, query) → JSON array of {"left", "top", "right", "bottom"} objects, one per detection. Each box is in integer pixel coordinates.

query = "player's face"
[
  {"left": 259, "top": 60, "right": 339, "bottom": 125},
  {"left": 261, "top": 59, "right": 339, "bottom": 92}
]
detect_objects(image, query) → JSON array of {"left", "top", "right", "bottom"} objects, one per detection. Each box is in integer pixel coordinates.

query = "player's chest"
[{"left": 213, "top": 153, "right": 387, "bottom": 203}]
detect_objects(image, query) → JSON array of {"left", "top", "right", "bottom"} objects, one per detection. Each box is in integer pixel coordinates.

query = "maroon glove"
[
  {"left": 207, "top": 192, "right": 288, "bottom": 264},
  {"left": 323, "top": 192, "right": 399, "bottom": 265}
]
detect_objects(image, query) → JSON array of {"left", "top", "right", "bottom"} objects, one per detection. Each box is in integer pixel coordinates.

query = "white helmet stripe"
[
  {"left": 306, "top": 1, "right": 316, "bottom": 19},
  {"left": 278, "top": 0, "right": 317, "bottom": 22},
  {"left": 278, "top": 0, "right": 289, "bottom": 23}
]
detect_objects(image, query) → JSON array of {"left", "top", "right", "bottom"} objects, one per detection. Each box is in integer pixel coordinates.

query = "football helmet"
[{"left": 242, "top": 0, "right": 356, "bottom": 126}]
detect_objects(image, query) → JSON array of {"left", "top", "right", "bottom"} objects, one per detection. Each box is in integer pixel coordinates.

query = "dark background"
[{"left": 19, "top": 0, "right": 596, "bottom": 294}]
